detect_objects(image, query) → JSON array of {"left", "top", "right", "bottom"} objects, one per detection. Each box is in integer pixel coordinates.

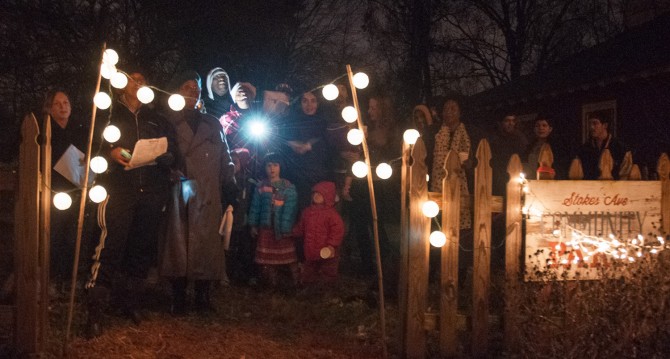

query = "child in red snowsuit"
[{"left": 292, "top": 181, "right": 345, "bottom": 285}]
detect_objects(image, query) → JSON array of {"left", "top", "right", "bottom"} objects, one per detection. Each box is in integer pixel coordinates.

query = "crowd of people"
[{"left": 42, "top": 65, "right": 626, "bottom": 339}]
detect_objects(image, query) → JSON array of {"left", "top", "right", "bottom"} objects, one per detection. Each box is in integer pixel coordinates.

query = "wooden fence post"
[
  {"left": 658, "top": 154, "right": 670, "bottom": 234},
  {"left": 568, "top": 158, "right": 584, "bottom": 180},
  {"left": 440, "top": 151, "right": 461, "bottom": 357},
  {"left": 399, "top": 141, "right": 410, "bottom": 355},
  {"left": 14, "top": 114, "right": 45, "bottom": 355},
  {"left": 406, "top": 138, "right": 430, "bottom": 358},
  {"left": 38, "top": 115, "right": 51, "bottom": 347},
  {"left": 472, "top": 139, "right": 492, "bottom": 358},
  {"left": 504, "top": 154, "right": 523, "bottom": 353}
]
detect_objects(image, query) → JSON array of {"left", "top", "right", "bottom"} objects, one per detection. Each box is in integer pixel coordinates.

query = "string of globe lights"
[
  {"left": 515, "top": 173, "right": 669, "bottom": 266},
  {"left": 51, "top": 48, "right": 198, "bottom": 211}
]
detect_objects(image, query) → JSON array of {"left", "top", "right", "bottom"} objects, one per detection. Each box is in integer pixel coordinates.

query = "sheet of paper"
[
  {"left": 125, "top": 137, "right": 168, "bottom": 170},
  {"left": 54, "top": 144, "right": 91, "bottom": 188}
]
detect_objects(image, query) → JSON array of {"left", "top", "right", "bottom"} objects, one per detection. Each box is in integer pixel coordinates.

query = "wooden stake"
[
  {"left": 346, "top": 64, "right": 387, "bottom": 359},
  {"left": 64, "top": 43, "right": 106, "bottom": 348}
]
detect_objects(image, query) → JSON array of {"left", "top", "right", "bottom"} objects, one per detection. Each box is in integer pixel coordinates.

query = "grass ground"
[{"left": 48, "top": 268, "right": 393, "bottom": 359}]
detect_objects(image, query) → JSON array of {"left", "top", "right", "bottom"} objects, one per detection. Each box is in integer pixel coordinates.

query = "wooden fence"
[
  {"left": 398, "top": 137, "right": 670, "bottom": 358},
  {"left": 8, "top": 114, "right": 50, "bottom": 357}
]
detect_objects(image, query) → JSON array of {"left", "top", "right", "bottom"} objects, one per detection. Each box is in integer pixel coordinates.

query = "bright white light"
[
  {"left": 110, "top": 72, "right": 128, "bottom": 89},
  {"left": 341, "top": 106, "right": 358, "bottom": 123},
  {"left": 137, "top": 86, "right": 155, "bottom": 104},
  {"left": 403, "top": 129, "right": 420, "bottom": 145},
  {"left": 100, "top": 63, "right": 116, "bottom": 80},
  {"left": 168, "top": 94, "right": 186, "bottom": 111},
  {"left": 103, "top": 49, "right": 119, "bottom": 65},
  {"left": 429, "top": 231, "right": 447, "bottom": 247},
  {"left": 376, "top": 162, "right": 392, "bottom": 179},
  {"left": 347, "top": 128, "right": 364, "bottom": 145},
  {"left": 94, "top": 92, "right": 112, "bottom": 110},
  {"left": 90, "top": 156, "right": 108, "bottom": 174},
  {"left": 248, "top": 120, "right": 267, "bottom": 138},
  {"left": 88, "top": 185, "right": 108, "bottom": 203},
  {"left": 102, "top": 125, "right": 121, "bottom": 143},
  {"left": 353, "top": 72, "right": 369, "bottom": 89},
  {"left": 53, "top": 192, "right": 72, "bottom": 210},
  {"left": 352, "top": 161, "right": 368, "bottom": 178},
  {"left": 322, "top": 84, "right": 339, "bottom": 101},
  {"left": 422, "top": 200, "right": 439, "bottom": 218}
]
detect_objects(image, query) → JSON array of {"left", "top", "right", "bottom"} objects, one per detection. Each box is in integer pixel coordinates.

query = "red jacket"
[{"left": 292, "top": 181, "right": 345, "bottom": 261}]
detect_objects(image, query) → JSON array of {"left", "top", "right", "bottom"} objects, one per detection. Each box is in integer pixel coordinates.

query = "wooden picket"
[
  {"left": 472, "top": 140, "right": 492, "bottom": 358},
  {"left": 405, "top": 138, "right": 430, "bottom": 358},
  {"left": 503, "top": 154, "right": 523, "bottom": 352},
  {"left": 439, "top": 151, "right": 461, "bottom": 356},
  {"left": 14, "top": 114, "right": 46, "bottom": 355}
]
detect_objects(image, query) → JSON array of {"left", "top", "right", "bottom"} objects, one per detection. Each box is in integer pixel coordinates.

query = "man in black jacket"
[
  {"left": 85, "top": 70, "right": 176, "bottom": 337},
  {"left": 577, "top": 111, "right": 626, "bottom": 180}
]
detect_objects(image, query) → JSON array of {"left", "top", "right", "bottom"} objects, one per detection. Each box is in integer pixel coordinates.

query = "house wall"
[{"left": 467, "top": 72, "right": 670, "bottom": 178}]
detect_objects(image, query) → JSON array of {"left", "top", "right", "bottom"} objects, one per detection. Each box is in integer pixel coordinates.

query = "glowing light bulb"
[
  {"left": 100, "top": 63, "right": 116, "bottom": 79},
  {"left": 90, "top": 156, "right": 108, "bottom": 174},
  {"left": 403, "top": 129, "right": 420, "bottom": 145},
  {"left": 376, "top": 163, "right": 392, "bottom": 179},
  {"left": 422, "top": 200, "right": 439, "bottom": 218},
  {"left": 94, "top": 92, "right": 112, "bottom": 110},
  {"left": 352, "top": 161, "right": 368, "bottom": 178},
  {"left": 136, "top": 86, "right": 155, "bottom": 104},
  {"left": 103, "top": 125, "right": 121, "bottom": 143},
  {"left": 88, "top": 185, "right": 107, "bottom": 203},
  {"left": 110, "top": 72, "right": 128, "bottom": 89},
  {"left": 352, "top": 72, "right": 369, "bottom": 89},
  {"left": 429, "top": 231, "right": 447, "bottom": 248},
  {"left": 168, "top": 94, "right": 186, "bottom": 111},
  {"left": 347, "top": 128, "right": 364, "bottom": 145},
  {"left": 103, "top": 49, "right": 119, "bottom": 65},
  {"left": 322, "top": 84, "right": 339, "bottom": 101},
  {"left": 53, "top": 192, "right": 72, "bottom": 210},
  {"left": 341, "top": 106, "right": 357, "bottom": 123}
]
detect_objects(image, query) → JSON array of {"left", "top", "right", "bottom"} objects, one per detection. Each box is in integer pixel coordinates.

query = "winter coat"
[
  {"left": 159, "top": 109, "right": 235, "bottom": 280},
  {"left": 292, "top": 181, "right": 345, "bottom": 261},
  {"left": 248, "top": 178, "right": 298, "bottom": 238}
]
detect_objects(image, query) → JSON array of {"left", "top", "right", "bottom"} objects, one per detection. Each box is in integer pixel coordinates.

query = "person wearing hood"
[
  {"left": 203, "top": 67, "right": 232, "bottom": 120},
  {"left": 292, "top": 181, "right": 345, "bottom": 286},
  {"left": 411, "top": 104, "right": 438, "bottom": 176},
  {"left": 159, "top": 70, "right": 235, "bottom": 315}
]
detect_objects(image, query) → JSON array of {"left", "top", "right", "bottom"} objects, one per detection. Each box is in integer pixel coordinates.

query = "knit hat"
[
  {"left": 167, "top": 70, "right": 201, "bottom": 93},
  {"left": 206, "top": 67, "right": 230, "bottom": 100}
]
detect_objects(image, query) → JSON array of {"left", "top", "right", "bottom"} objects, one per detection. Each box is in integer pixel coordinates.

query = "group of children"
[{"left": 234, "top": 152, "right": 345, "bottom": 290}]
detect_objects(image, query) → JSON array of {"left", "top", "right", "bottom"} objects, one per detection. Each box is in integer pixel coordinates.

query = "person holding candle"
[{"left": 292, "top": 181, "right": 345, "bottom": 287}]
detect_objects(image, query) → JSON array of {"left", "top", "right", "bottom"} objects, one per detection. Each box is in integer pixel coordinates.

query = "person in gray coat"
[{"left": 159, "top": 70, "right": 235, "bottom": 314}]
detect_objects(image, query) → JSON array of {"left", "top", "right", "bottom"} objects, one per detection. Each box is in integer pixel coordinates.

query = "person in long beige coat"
[{"left": 159, "top": 71, "right": 235, "bottom": 314}]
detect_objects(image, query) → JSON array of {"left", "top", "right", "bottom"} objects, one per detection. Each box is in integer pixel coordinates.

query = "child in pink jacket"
[{"left": 292, "top": 181, "right": 345, "bottom": 285}]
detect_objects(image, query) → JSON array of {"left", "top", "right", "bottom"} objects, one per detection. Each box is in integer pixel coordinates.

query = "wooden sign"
[{"left": 524, "top": 180, "right": 662, "bottom": 280}]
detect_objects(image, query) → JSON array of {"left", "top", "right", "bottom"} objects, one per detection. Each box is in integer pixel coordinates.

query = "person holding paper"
[
  {"left": 159, "top": 70, "right": 235, "bottom": 315},
  {"left": 42, "top": 89, "right": 88, "bottom": 294},
  {"left": 85, "top": 70, "right": 176, "bottom": 338}
]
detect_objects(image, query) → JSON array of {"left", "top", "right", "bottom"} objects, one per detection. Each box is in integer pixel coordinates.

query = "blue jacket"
[{"left": 248, "top": 178, "right": 298, "bottom": 237}]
